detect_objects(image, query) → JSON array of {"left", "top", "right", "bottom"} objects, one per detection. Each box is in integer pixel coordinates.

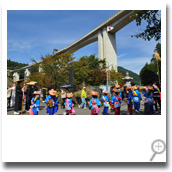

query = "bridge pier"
[
  {"left": 8, "top": 11, "right": 133, "bottom": 77},
  {"left": 98, "top": 31, "right": 104, "bottom": 60},
  {"left": 39, "top": 66, "right": 42, "bottom": 72},
  {"left": 24, "top": 68, "right": 31, "bottom": 80},
  {"left": 13, "top": 72, "right": 20, "bottom": 82},
  {"left": 102, "top": 27, "right": 117, "bottom": 71}
]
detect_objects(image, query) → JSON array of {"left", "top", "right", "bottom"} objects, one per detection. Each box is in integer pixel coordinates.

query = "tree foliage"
[
  {"left": 139, "top": 43, "right": 161, "bottom": 85},
  {"left": 89, "top": 69, "right": 107, "bottom": 86},
  {"left": 140, "top": 63, "right": 158, "bottom": 85},
  {"left": 110, "top": 70, "right": 124, "bottom": 85},
  {"left": 7, "top": 59, "right": 28, "bottom": 70},
  {"left": 30, "top": 52, "right": 75, "bottom": 89},
  {"left": 27, "top": 53, "right": 125, "bottom": 89},
  {"left": 131, "top": 10, "right": 161, "bottom": 41},
  {"left": 28, "top": 72, "right": 52, "bottom": 88},
  {"left": 71, "top": 55, "right": 107, "bottom": 87}
]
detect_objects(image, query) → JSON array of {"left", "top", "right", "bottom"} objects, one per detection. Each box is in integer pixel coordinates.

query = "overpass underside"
[
  {"left": 8, "top": 10, "right": 135, "bottom": 82},
  {"left": 56, "top": 10, "right": 135, "bottom": 71}
]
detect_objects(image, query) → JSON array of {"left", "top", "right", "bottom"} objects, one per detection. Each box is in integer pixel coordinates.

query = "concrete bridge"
[{"left": 8, "top": 10, "right": 135, "bottom": 82}]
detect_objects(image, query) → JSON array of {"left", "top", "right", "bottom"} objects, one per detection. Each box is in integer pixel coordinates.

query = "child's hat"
[
  {"left": 115, "top": 85, "right": 120, "bottom": 89},
  {"left": 103, "top": 91, "right": 109, "bottom": 94},
  {"left": 49, "top": 89, "right": 58, "bottom": 96},
  {"left": 15, "top": 79, "right": 24, "bottom": 83},
  {"left": 26, "top": 81, "right": 37, "bottom": 85},
  {"left": 91, "top": 91, "right": 98, "bottom": 96},
  {"left": 66, "top": 93, "right": 73, "bottom": 98}
]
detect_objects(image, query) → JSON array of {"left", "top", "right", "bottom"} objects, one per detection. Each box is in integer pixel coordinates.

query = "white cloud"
[
  {"left": 117, "top": 53, "right": 127, "bottom": 59},
  {"left": 8, "top": 39, "right": 34, "bottom": 51}
]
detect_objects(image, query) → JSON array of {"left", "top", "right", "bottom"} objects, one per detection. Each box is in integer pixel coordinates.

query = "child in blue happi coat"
[
  {"left": 111, "top": 89, "right": 121, "bottom": 115},
  {"left": 64, "top": 93, "right": 73, "bottom": 115},
  {"left": 126, "top": 87, "right": 133, "bottom": 115},
  {"left": 30, "top": 91, "right": 40, "bottom": 115},
  {"left": 44, "top": 89, "right": 59, "bottom": 115},
  {"left": 89, "top": 91, "right": 101, "bottom": 115},
  {"left": 116, "top": 85, "right": 122, "bottom": 99},
  {"left": 144, "top": 86, "right": 154, "bottom": 115},
  {"left": 102, "top": 91, "right": 110, "bottom": 115},
  {"left": 132, "top": 86, "right": 142, "bottom": 113}
]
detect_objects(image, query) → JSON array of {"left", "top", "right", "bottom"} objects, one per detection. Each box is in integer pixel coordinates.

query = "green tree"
[
  {"left": 89, "top": 69, "right": 107, "bottom": 86},
  {"left": 7, "top": 59, "right": 28, "bottom": 70},
  {"left": 71, "top": 60, "right": 90, "bottom": 90},
  {"left": 110, "top": 70, "right": 124, "bottom": 85},
  {"left": 28, "top": 72, "right": 52, "bottom": 88},
  {"left": 131, "top": 10, "right": 161, "bottom": 41},
  {"left": 140, "top": 63, "right": 158, "bottom": 85},
  {"left": 139, "top": 43, "right": 161, "bottom": 85},
  {"left": 79, "top": 54, "right": 106, "bottom": 70},
  {"left": 30, "top": 51, "right": 75, "bottom": 89},
  {"left": 72, "top": 54, "right": 106, "bottom": 87}
]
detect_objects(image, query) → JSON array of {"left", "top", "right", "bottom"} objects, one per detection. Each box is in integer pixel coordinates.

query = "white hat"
[{"left": 83, "top": 87, "right": 86, "bottom": 89}]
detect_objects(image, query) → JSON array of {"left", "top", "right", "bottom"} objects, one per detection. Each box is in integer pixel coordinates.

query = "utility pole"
[
  {"left": 108, "top": 62, "right": 110, "bottom": 92},
  {"left": 106, "top": 63, "right": 109, "bottom": 91},
  {"left": 106, "top": 62, "right": 112, "bottom": 92}
]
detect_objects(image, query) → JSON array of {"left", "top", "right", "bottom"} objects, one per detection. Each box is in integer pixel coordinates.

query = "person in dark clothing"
[
  {"left": 25, "top": 81, "right": 38, "bottom": 112},
  {"left": 14, "top": 80, "right": 23, "bottom": 115},
  {"left": 25, "top": 85, "right": 32, "bottom": 112},
  {"left": 152, "top": 83, "right": 161, "bottom": 113},
  {"left": 30, "top": 85, "right": 38, "bottom": 98},
  {"left": 42, "top": 88, "right": 47, "bottom": 101}
]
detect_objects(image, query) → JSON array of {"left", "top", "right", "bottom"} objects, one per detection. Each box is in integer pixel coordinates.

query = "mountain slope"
[
  {"left": 7, "top": 59, "right": 28, "bottom": 70},
  {"left": 118, "top": 66, "right": 141, "bottom": 85}
]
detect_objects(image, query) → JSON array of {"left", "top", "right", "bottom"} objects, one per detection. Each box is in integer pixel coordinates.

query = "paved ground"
[{"left": 7, "top": 99, "right": 161, "bottom": 115}]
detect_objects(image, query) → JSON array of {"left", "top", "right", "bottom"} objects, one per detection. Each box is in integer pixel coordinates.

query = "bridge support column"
[
  {"left": 98, "top": 31, "right": 103, "bottom": 60},
  {"left": 102, "top": 27, "right": 117, "bottom": 72},
  {"left": 24, "top": 69, "right": 31, "bottom": 80},
  {"left": 13, "top": 72, "right": 20, "bottom": 82},
  {"left": 39, "top": 66, "right": 42, "bottom": 72}
]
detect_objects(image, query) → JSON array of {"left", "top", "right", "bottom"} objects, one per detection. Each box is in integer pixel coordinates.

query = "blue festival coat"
[
  {"left": 127, "top": 92, "right": 133, "bottom": 105},
  {"left": 64, "top": 98, "right": 72, "bottom": 110},
  {"left": 44, "top": 95, "right": 59, "bottom": 114},
  {"left": 102, "top": 95, "right": 110, "bottom": 107},
  {"left": 118, "top": 89, "right": 122, "bottom": 99},
  {"left": 111, "top": 94, "right": 121, "bottom": 108},
  {"left": 89, "top": 98, "right": 101, "bottom": 109},
  {"left": 31, "top": 97, "right": 40, "bottom": 115},
  {"left": 133, "top": 90, "right": 142, "bottom": 102},
  {"left": 144, "top": 90, "right": 154, "bottom": 105}
]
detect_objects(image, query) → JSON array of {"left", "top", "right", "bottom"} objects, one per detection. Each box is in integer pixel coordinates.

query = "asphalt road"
[{"left": 7, "top": 99, "right": 161, "bottom": 115}]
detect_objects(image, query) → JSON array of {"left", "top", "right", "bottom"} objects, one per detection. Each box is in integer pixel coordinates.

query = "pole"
[
  {"left": 106, "top": 64, "right": 108, "bottom": 91},
  {"left": 108, "top": 62, "right": 110, "bottom": 92},
  {"left": 21, "top": 85, "right": 25, "bottom": 115}
]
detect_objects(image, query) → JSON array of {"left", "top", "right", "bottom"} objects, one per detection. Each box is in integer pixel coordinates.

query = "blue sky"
[{"left": 7, "top": 10, "right": 160, "bottom": 74}]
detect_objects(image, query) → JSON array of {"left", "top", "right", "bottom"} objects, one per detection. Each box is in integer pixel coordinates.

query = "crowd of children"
[{"left": 10, "top": 80, "right": 161, "bottom": 115}]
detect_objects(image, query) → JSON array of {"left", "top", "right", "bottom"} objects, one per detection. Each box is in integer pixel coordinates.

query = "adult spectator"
[
  {"left": 78, "top": 87, "right": 87, "bottom": 109},
  {"left": 152, "top": 82, "right": 161, "bottom": 113},
  {"left": 14, "top": 79, "right": 23, "bottom": 115},
  {"left": 61, "top": 89, "right": 66, "bottom": 109},
  {"left": 25, "top": 81, "right": 38, "bottom": 112}
]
